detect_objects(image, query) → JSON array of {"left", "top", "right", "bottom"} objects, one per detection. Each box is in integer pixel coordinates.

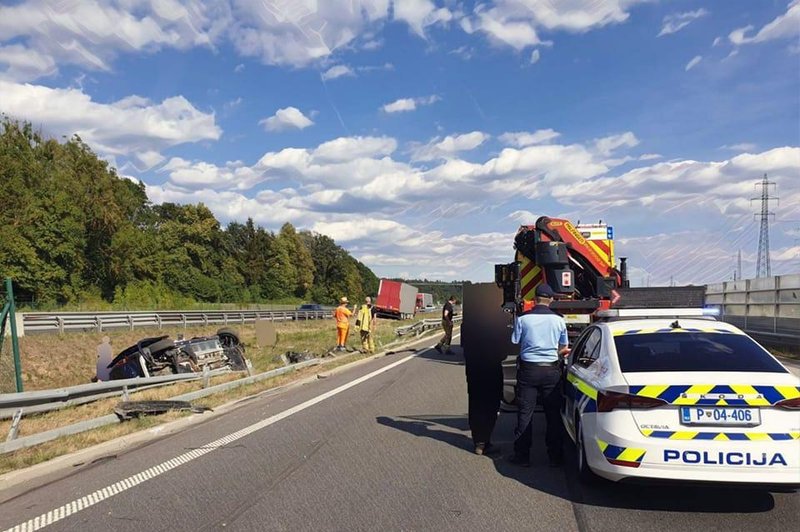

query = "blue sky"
[{"left": 1, "top": 0, "right": 798, "bottom": 285}]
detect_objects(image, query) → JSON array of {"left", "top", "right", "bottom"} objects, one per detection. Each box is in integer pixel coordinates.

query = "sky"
[{"left": 1, "top": 0, "right": 799, "bottom": 287}]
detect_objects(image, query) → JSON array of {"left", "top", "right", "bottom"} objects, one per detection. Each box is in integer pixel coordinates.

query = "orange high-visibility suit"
[{"left": 334, "top": 304, "right": 352, "bottom": 347}]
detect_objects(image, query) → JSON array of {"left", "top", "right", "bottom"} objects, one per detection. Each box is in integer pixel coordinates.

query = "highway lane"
[{"left": 1, "top": 339, "right": 798, "bottom": 532}]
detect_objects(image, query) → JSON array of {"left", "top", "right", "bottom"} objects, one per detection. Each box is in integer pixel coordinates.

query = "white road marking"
[{"left": 3, "top": 353, "right": 418, "bottom": 532}]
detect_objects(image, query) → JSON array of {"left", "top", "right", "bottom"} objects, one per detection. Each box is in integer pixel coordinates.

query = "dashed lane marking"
[{"left": 3, "top": 354, "right": 417, "bottom": 532}]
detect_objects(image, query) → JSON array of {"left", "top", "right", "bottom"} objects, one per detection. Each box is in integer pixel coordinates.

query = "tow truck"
[{"left": 461, "top": 215, "right": 704, "bottom": 406}]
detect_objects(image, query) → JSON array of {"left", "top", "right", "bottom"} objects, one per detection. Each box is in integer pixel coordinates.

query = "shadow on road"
[
  {"left": 377, "top": 410, "right": 778, "bottom": 514},
  {"left": 415, "top": 344, "right": 465, "bottom": 366}
]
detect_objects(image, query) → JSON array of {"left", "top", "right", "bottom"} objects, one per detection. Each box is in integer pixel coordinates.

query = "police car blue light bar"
[{"left": 595, "top": 308, "right": 716, "bottom": 319}]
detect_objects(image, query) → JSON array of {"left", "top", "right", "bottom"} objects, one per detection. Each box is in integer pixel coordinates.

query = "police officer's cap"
[{"left": 535, "top": 284, "right": 556, "bottom": 298}]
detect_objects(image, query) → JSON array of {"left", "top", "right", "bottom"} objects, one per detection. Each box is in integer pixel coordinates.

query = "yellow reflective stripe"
[
  {"left": 775, "top": 386, "right": 800, "bottom": 400},
  {"left": 640, "top": 429, "right": 654, "bottom": 437},
  {"left": 672, "top": 384, "right": 714, "bottom": 405},
  {"left": 790, "top": 432, "right": 800, "bottom": 440},
  {"left": 715, "top": 398, "right": 728, "bottom": 406},
  {"left": 713, "top": 433, "right": 729, "bottom": 441},
  {"left": 597, "top": 439, "right": 609, "bottom": 452},
  {"left": 567, "top": 373, "right": 598, "bottom": 400},
  {"left": 617, "top": 447, "right": 647, "bottom": 462},
  {"left": 636, "top": 384, "right": 669, "bottom": 399},
  {"left": 670, "top": 432, "right": 698, "bottom": 440},
  {"left": 745, "top": 433, "right": 771, "bottom": 441}
]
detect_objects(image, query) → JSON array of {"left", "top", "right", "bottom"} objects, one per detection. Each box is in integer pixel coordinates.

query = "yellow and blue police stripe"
[
  {"left": 566, "top": 373, "right": 597, "bottom": 413},
  {"left": 628, "top": 384, "right": 800, "bottom": 406},
  {"left": 639, "top": 430, "right": 800, "bottom": 441},
  {"left": 597, "top": 439, "right": 647, "bottom": 465}
]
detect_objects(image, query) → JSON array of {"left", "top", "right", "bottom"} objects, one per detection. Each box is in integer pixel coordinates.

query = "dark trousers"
[
  {"left": 437, "top": 320, "right": 453, "bottom": 349},
  {"left": 466, "top": 362, "right": 503, "bottom": 445},
  {"left": 513, "top": 363, "right": 564, "bottom": 459}
]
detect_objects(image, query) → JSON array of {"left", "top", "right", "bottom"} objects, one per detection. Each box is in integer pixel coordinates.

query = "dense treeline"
[
  {"left": 402, "top": 279, "right": 468, "bottom": 304},
  {"left": 0, "top": 118, "right": 378, "bottom": 308}
]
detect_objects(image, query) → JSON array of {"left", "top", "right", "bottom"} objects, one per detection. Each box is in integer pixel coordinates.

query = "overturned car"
[{"left": 107, "top": 327, "right": 248, "bottom": 380}]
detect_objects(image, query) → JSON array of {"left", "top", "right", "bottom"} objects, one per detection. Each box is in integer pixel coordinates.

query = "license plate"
[{"left": 680, "top": 406, "right": 761, "bottom": 426}]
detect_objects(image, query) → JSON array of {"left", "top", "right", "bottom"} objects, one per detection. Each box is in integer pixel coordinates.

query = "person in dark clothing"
[
  {"left": 509, "top": 284, "right": 570, "bottom": 467},
  {"left": 435, "top": 295, "right": 456, "bottom": 354},
  {"left": 460, "top": 288, "right": 506, "bottom": 456}
]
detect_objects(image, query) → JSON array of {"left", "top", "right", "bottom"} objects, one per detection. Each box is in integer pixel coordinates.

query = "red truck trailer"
[{"left": 376, "top": 279, "right": 418, "bottom": 319}]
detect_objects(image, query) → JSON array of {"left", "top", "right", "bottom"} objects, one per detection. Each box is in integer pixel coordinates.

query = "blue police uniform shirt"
[{"left": 511, "top": 305, "right": 568, "bottom": 363}]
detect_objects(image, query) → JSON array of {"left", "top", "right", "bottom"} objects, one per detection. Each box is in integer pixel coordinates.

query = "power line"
[{"left": 751, "top": 174, "right": 778, "bottom": 278}]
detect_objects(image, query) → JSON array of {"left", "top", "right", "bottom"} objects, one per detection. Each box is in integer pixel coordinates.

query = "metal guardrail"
[
  {"left": 395, "top": 316, "right": 462, "bottom": 336},
  {"left": 21, "top": 309, "right": 331, "bottom": 335},
  {"left": 706, "top": 274, "right": 800, "bottom": 347},
  {"left": 0, "top": 358, "right": 324, "bottom": 454},
  {"left": 0, "top": 369, "right": 233, "bottom": 419}
]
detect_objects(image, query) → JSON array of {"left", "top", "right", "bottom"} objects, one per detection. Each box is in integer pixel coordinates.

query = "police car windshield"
[{"left": 614, "top": 333, "right": 787, "bottom": 373}]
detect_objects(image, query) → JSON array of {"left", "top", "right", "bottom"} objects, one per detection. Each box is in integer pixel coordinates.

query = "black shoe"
[
  {"left": 548, "top": 455, "right": 564, "bottom": 467},
  {"left": 507, "top": 454, "right": 530, "bottom": 467},
  {"left": 482, "top": 443, "right": 501, "bottom": 457},
  {"left": 434, "top": 344, "right": 442, "bottom": 353}
]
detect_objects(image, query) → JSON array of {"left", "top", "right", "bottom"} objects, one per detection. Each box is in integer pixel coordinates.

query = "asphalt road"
[{"left": 1, "top": 339, "right": 798, "bottom": 532}]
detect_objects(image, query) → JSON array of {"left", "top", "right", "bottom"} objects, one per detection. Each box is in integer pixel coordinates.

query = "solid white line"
[{"left": 2, "top": 354, "right": 417, "bottom": 532}]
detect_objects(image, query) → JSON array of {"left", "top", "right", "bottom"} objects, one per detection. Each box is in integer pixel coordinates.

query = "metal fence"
[
  {"left": 21, "top": 309, "right": 332, "bottom": 335},
  {"left": 706, "top": 274, "right": 800, "bottom": 347}
]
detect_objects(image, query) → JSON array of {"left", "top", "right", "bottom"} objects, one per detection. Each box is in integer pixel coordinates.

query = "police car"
[{"left": 564, "top": 309, "right": 800, "bottom": 486}]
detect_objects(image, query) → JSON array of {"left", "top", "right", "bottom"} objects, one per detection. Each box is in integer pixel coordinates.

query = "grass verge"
[{"left": 0, "top": 319, "right": 429, "bottom": 476}]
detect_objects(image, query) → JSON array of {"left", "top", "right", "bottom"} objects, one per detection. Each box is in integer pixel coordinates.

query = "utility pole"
[{"left": 751, "top": 174, "right": 778, "bottom": 278}]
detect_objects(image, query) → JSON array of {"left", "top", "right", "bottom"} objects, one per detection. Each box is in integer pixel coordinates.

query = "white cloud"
[
  {"left": 720, "top": 143, "right": 758, "bottom": 152},
  {"left": 0, "top": 44, "right": 57, "bottom": 81},
  {"left": 499, "top": 129, "right": 561, "bottom": 147},
  {"left": 593, "top": 132, "right": 639, "bottom": 156},
  {"left": 712, "top": 36, "right": 722, "bottom": 47},
  {"left": 685, "top": 55, "right": 702, "bottom": 71},
  {"left": 234, "top": 63, "right": 245, "bottom": 73},
  {"left": 464, "top": 0, "right": 644, "bottom": 50},
  {"left": 658, "top": 9, "right": 709, "bottom": 37},
  {"left": 321, "top": 64, "right": 355, "bottom": 81},
  {"left": 529, "top": 49, "right": 541, "bottom": 64},
  {"left": 410, "top": 131, "right": 490, "bottom": 161},
  {"left": 638, "top": 153, "right": 662, "bottom": 161},
  {"left": 259, "top": 106, "right": 314, "bottom": 132},
  {"left": 0, "top": 80, "right": 220, "bottom": 156},
  {"left": 381, "top": 95, "right": 440, "bottom": 113},
  {"left": 159, "top": 157, "right": 265, "bottom": 190},
  {"left": 729, "top": 0, "right": 800, "bottom": 45},
  {"left": 0, "top": 0, "right": 228, "bottom": 81}
]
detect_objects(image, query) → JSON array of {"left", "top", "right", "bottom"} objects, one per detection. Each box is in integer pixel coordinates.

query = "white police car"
[{"left": 563, "top": 309, "right": 800, "bottom": 486}]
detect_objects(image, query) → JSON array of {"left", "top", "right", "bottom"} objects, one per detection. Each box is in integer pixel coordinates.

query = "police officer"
[{"left": 509, "top": 284, "right": 570, "bottom": 467}]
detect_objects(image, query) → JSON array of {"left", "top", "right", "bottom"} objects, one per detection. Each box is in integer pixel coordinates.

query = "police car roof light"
[{"left": 595, "top": 308, "right": 717, "bottom": 321}]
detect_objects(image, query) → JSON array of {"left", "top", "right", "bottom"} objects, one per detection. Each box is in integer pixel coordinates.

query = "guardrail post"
[
  {"left": 6, "top": 409, "right": 22, "bottom": 442},
  {"left": 224, "top": 313, "right": 228, "bottom": 325},
  {"left": 156, "top": 315, "right": 162, "bottom": 330},
  {"left": 202, "top": 365, "right": 210, "bottom": 388},
  {"left": 774, "top": 275, "right": 780, "bottom": 335},
  {"left": 95, "top": 316, "right": 102, "bottom": 333},
  {"left": 57, "top": 316, "right": 65, "bottom": 335},
  {"left": 5, "top": 279, "right": 23, "bottom": 393},
  {"left": 240, "top": 313, "right": 245, "bottom": 325},
  {"left": 122, "top": 385, "right": 130, "bottom": 402},
  {"left": 203, "top": 313, "right": 208, "bottom": 326},
  {"left": 128, "top": 315, "right": 133, "bottom": 331},
  {"left": 182, "top": 314, "right": 187, "bottom": 329}
]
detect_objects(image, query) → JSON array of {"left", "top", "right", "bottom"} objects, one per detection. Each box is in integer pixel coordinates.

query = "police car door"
[{"left": 564, "top": 327, "right": 603, "bottom": 437}]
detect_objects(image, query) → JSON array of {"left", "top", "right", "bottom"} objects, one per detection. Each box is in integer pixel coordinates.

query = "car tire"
[
  {"left": 216, "top": 327, "right": 242, "bottom": 347},
  {"left": 576, "top": 420, "right": 599, "bottom": 484}
]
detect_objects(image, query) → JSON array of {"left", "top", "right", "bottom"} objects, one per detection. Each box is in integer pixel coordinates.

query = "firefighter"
[
  {"left": 334, "top": 297, "right": 354, "bottom": 351},
  {"left": 356, "top": 296, "right": 377, "bottom": 354},
  {"left": 509, "top": 284, "right": 570, "bottom": 467}
]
